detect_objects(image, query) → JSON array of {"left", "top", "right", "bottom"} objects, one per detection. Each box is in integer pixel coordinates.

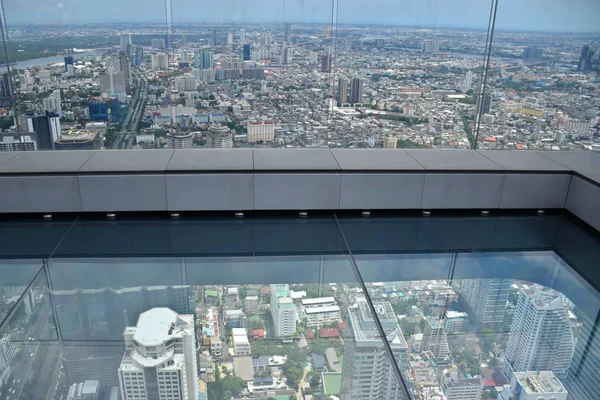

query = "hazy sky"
[{"left": 4, "top": 0, "right": 600, "bottom": 33}]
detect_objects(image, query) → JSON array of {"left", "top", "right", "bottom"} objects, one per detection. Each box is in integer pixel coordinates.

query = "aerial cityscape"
[
  {"left": 1, "top": 258, "right": 596, "bottom": 400},
  {"left": 0, "top": 19, "right": 598, "bottom": 151},
  {"left": 0, "top": 0, "right": 598, "bottom": 399}
]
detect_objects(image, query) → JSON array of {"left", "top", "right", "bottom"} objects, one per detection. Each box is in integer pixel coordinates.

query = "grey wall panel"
[
  {"left": 422, "top": 173, "right": 504, "bottom": 209},
  {"left": 566, "top": 176, "right": 600, "bottom": 232},
  {"left": 79, "top": 175, "right": 167, "bottom": 212},
  {"left": 339, "top": 173, "right": 424, "bottom": 209},
  {"left": 500, "top": 173, "right": 571, "bottom": 209},
  {"left": 166, "top": 174, "right": 253, "bottom": 211},
  {"left": 254, "top": 173, "right": 341, "bottom": 210},
  {"left": 0, "top": 175, "right": 82, "bottom": 213}
]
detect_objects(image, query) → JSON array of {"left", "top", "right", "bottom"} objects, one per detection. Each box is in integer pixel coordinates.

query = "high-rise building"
[
  {"left": 119, "top": 52, "right": 132, "bottom": 89},
  {"left": 422, "top": 316, "right": 450, "bottom": 362},
  {"left": 564, "top": 315, "right": 600, "bottom": 399},
  {"left": 523, "top": 46, "right": 543, "bottom": 60},
  {"left": 167, "top": 131, "right": 193, "bottom": 149},
  {"left": 498, "top": 371, "right": 567, "bottom": 400},
  {"left": 461, "top": 71, "right": 473, "bottom": 92},
  {"left": 206, "top": 123, "right": 233, "bottom": 148},
  {"left": 270, "top": 284, "right": 297, "bottom": 338},
  {"left": 348, "top": 77, "right": 364, "bottom": 104},
  {"left": 284, "top": 23, "right": 291, "bottom": 44},
  {"left": 321, "top": 53, "right": 332, "bottom": 73},
  {"left": 341, "top": 301, "right": 407, "bottom": 400},
  {"left": 180, "top": 34, "right": 188, "bottom": 47},
  {"left": 0, "top": 72, "right": 13, "bottom": 100},
  {"left": 64, "top": 56, "right": 74, "bottom": 72},
  {"left": 375, "top": 38, "right": 385, "bottom": 49},
  {"left": 383, "top": 135, "right": 397, "bottom": 149},
  {"left": 151, "top": 54, "right": 169, "bottom": 70},
  {"left": 0, "top": 133, "right": 37, "bottom": 152},
  {"left": 56, "top": 129, "right": 103, "bottom": 150},
  {"left": 118, "top": 308, "right": 198, "bottom": 400},
  {"left": 247, "top": 120, "right": 275, "bottom": 142},
  {"left": 227, "top": 32, "right": 233, "bottom": 45},
  {"left": 243, "top": 44, "right": 251, "bottom": 61},
  {"left": 133, "top": 48, "right": 144, "bottom": 66},
  {"left": 503, "top": 285, "right": 575, "bottom": 380},
  {"left": 239, "top": 28, "right": 245, "bottom": 42},
  {"left": 440, "top": 368, "right": 483, "bottom": 400},
  {"left": 26, "top": 112, "right": 61, "bottom": 150},
  {"left": 337, "top": 78, "right": 348, "bottom": 106},
  {"left": 43, "top": 89, "right": 62, "bottom": 116},
  {"left": 577, "top": 45, "right": 590, "bottom": 71},
  {"left": 151, "top": 38, "right": 166, "bottom": 49},
  {"left": 213, "top": 30, "right": 219, "bottom": 46},
  {"left": 174, "top": 75, "right": 198, "bottom": 92},
  {"left": 281, "top": 46, "right": 292, "bottom": 65},
  {"left": 120, "top": 34, "right": 132, "bottom": 53},
  {"left": 460, "top": 278, "right": 510, "bottom": 326},
  {"left": 22, "top": 70, "right": 33, "bottom": 86},
  {"left": 422, "top": 40, "right": 440, "bottom": 54},
  {"left": 264, "top": 31, "right": 271, "bottom": 46},
  {"left": 584, "top": 50, "right": 595, "bottom": 73},
  {"left": 476, "top": 92, "right": 493, "bottom": 115},
  {"left": 199, "top": 50, "right": 214, "bottom": 69}
]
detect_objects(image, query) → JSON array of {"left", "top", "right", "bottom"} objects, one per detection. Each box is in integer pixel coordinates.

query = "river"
[{"left": 8, "top": 50, "right": 106, "bottom": 70}]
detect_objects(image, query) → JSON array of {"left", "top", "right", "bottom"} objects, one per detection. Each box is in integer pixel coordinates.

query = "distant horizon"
[
  {"left": 4, "top": 0, "right": 600, "bottom": 34},
  {"left": 6, "top": 20, "right": 600, "bottom": 36}
]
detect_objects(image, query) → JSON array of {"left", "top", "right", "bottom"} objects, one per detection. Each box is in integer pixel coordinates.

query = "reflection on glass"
[{"left": 355, "top": 251, "right": 600, "bottom": 400}]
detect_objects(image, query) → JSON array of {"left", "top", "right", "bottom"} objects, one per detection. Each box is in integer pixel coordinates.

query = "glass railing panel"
[
  {"left": 478, "top": 0, "right": 600, "bottom": 151},
  {"left": 331, "top": 0, "right": 495, "bottom": 150},
  {"left": 0, "top": 268, "right": 60, "bottom": 400},
  {"left": 37, "top": 214, "right": 409, "bottom": 400}
]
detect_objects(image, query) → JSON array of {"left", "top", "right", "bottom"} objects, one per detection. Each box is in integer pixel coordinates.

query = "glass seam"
[{"left": 333, "top": 212, "right": 413, "bottom": 399}]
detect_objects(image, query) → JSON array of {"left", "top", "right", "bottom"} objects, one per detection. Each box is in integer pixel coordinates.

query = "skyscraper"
[
  {"left": 270, "top": 284, "right": 297, "bottom": 338},
  {"left": 118, "top": 308, "right": 198, "bottom": 400},
  {"left": 64, "top": 56, "right": 74, "bottom": 72},
  {"left": 43, "top": 89, "right": 62, "bottom": 115},
  {"left": 577, "top": 45, "right": 590, "bottom": 71},
  {"left": 321, "top": 53, "right": 332, "bottom": 73},
  {"left": 264, "top": 31, "right": 271, "bottom": 46},
  {"left": 461, "top": 71, "right": 473, "bottom": 92},
  {"left": 341, "top": 301, "right": 407, "bottom": 400},
  {"left": 337, "top": 78, "right": 348, "bottom": 106},
  {"left": 284, "top": 23, "right": 291, "bottom": 44},
  {"left": 503, "top": 285, "right": 575, "bottom": 380},
  {"left": 119, "top": 52, "right": 131, "bottom": 89},
  {"left": 460, "top": 278, "right": 510, "bottom": 326},
  {"left": 26, "top": 112, "right": 61, "bottom": 150},
  {"left": 0, "top": 73, "right": 12, "bottom": 102},
  {"left": 120, "top": 34, "right": 132, "bottom": 53},
  {"left": 151, "top": 54, "right": 169, "bottom": 70},
  {"left": 206, "top": 123, "right": 233, "bottom": 148},
  {"left": 281, "top": 46, "right": 292, "bottom": 65},
  {"left": 422, "top": 316, "right": 450, "bottom": 362},
  {"left": 348, "top": 78, "right": 364, "bottom": 104},
  {"left": 243, "top": 44, "right": 251, "bottom": 61},
  {"left": 422, "top": 40, "right": 440, "bottom": 54},
  {"left": 523, "top": 46, "right": 543, "bottom": 60},
  {"left": 476, "top": 92, "right": 493, "bottom": 115},
  {"left": 99, "top": 61, "right": 127, "bottom": 100},
  {"left": 564, "top": 315, "right": 600, "bottom": 399},
  {"left": 200, "top": 50, "right": 214, "bottom": 69},
  {"left": 239, "top": 28, "right": 245, "bottom": 42},
  {"left": 151, "top": 38, "right": 166, "bottom": 49},
  {"left": 227, "top": 32, "right": 233, "bottom": 45}
]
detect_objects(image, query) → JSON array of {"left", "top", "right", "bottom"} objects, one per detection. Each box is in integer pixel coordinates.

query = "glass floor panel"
[{"left": 0, "top": 213, "right": 599, "bottom": 400}]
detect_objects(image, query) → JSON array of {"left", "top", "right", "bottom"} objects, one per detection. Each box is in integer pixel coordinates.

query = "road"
[
  {"left": 296, "top": 367, "right": 311, "bottom": 400},
  {"left": 112, "top": 70, "right": 148, "bottom": 149},
  {"left": 3, "top": 299, "right": 51, "bottom": 400}
]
